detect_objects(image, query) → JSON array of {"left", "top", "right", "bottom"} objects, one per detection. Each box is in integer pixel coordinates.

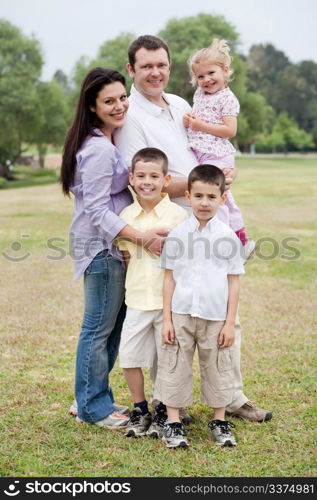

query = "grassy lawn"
[
  {"left": 0, "top": 157, "right": 316, "bottom": 477},
  {"left": 0, "top": 166, "right": 59, "bottom": 190}
]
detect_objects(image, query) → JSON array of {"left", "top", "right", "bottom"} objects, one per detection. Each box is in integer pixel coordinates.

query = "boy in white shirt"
[
  {"left": 117, "top": 148, "right": 187, "bottom": 438},
  {"left": 156, "top": 164, "right": 244, "bottom": 448}
]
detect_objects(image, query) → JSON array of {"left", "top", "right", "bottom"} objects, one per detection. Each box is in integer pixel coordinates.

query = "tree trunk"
[
  {"left": 37, "top": 144, "right": 47, "bottom": 168},
  {"left": 0, "top": 162, "right": 15, "bottom": 180}
]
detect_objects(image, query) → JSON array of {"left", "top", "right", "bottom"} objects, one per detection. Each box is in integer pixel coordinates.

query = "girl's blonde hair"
[{"left": 188, "top": 38, "right": 233, "bottom": 86}]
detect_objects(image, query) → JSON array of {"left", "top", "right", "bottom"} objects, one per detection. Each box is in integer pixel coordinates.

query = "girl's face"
[
  {"left": 90, "top": 81, "right": 128, "bottom": 137},
  {"left": 193, "top": 61, "right": 228, "bottom": 95}
]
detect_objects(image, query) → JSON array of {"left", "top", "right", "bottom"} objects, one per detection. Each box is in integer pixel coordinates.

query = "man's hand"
[
  {"left": 222, "top": 167, "right": 236, "bottom": 190},
  {"left": 218, "top": 323, "right": 235, "bottom": 348},
  {"left": 183, "top": 113, "right": 191, "bottom": 128},
  {"left": 142, "top": 228, "right": 168, "bottom": 256},
  {"left": 162, "top": 320, "right": 175, "bottom": 345}
]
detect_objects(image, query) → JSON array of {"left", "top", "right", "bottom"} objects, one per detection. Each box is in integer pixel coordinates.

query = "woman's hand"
[{"left": 142, "top": 228, "right": 169, "bottom": 256}]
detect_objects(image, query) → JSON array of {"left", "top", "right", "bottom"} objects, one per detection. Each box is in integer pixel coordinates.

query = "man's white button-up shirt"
[
  {"left": 114, "top": 85, "right": 197, "bottom": 209},
  {"left": 160, "top": 214, "right": 245, "bottom": 321}
]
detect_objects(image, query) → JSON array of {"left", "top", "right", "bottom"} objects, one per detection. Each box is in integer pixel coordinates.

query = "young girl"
[{"left": 183, "top": 39, "right": 255, "bottom": 259}]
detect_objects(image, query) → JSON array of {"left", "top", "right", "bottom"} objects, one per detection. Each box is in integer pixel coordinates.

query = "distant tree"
[
  {"left": 53, "top": 69, "right": 71, "bottom": 94},
  {"left": 246, "top": 43, "right": 289, "bottom": 93},
  {"left": 69, "top": 32, "right": 135, "bottom": 111},
  {"left": 158, "top": 13, "right": 243, "bottom": 102},
  {"left": 30, "top": 80, "right": 69, "bottom": 167},
  {"left": 256, "top": 112, "right": 313, "bottom": 152},
  {"left": 246, "top": 44, "right": 317, "bottom": 146},
  {"left": 0, "top": 20, "right": 43, "bottom": 178},
  {"left": 237, "top": 93, "right": 275, "bottom": 151}
]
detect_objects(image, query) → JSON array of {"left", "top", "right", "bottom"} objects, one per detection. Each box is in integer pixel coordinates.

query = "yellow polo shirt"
[{"left": 117, "top": 193, "right": 187, "bottom": 311}]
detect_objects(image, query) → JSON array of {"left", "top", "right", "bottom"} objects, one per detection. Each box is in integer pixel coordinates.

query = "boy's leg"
[
  {"left": 196, "top": 319, "right": 237, "bottom": 447},
  {"left": 163, "top": 406, "right": 189, "bottom": 448},
  {"left": 167, "top": 406, "right": 180, "bottom": 422},
  {"left": 123, "top": 368, "right": 145, "bottom": 404},
  {"left": 119, "top": 309, "right": 159, "bottom": 437},
  {"left": 151, "top": 312, "right": 193, "bottom": 425},
  {"left": 213, "top": 407, "right": 225, "bottom": 421}
]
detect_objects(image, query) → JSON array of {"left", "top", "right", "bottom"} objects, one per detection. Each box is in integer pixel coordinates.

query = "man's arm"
[
  {"left": 161, "top": 269, "right": 176, "bottom": 345},
  {"left": 218, "top": 274, "right": 239, "bottom": 348}
]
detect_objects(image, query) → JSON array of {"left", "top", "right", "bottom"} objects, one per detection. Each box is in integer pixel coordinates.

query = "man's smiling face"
[{"left": 128, "top": 47, "right": 170, "bottom": 100}]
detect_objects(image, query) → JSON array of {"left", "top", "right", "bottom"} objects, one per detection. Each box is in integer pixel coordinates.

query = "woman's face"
[{"left": 90, "top": 81, "right": 128, "bottom": 137}]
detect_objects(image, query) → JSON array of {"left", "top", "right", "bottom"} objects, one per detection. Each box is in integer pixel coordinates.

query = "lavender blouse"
[{"left": 69, "top": 129, "right": 133, "bottom": 279}]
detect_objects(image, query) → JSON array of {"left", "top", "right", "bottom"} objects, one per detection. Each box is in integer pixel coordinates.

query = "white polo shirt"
[
  {"left": 114, "top": 85, "right": 198, "bottom": 209},
  {"left": 160, "top": 214, "right": 245, "bottom": 321}
]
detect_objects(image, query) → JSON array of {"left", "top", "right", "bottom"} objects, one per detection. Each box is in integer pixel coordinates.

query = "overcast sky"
[{"left": 2, "top": 0, "right": 317, "bottom": 80}]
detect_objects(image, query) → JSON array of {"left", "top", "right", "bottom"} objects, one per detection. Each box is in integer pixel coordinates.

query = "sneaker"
[
  {"left": 146, "top": 404, "right": 167, "bottom": 439},
  {"left": 69, "top": 399, "right": 129, "bottom": 417},
  {"left": 162, "top": 422, "right": 189, "bottom": 449},
  {"left": 76, "top": 411, "right": 129, "bottom": 429},
  {"left": 124, "top": 407, "right": 152, "bottom": 438},
  {"left": 179, "top": 407, "right": 194, "bottom": 425},
  {"left": 242, "top": 238, "right": 256, "bottom": 262},
  {"left": 227, "top": 401, "right": 273, "bottom": 422},
  {"left": 209, "top": 420, "right": 236, "bottom": 447}
]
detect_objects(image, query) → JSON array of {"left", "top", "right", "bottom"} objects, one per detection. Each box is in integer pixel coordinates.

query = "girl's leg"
[{"left": 75, "top": 251, "right": 126, "bottom": 423}]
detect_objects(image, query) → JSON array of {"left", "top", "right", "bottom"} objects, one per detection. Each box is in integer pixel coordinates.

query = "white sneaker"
[
  {"left": 76, "top": 411, "right": 129, "bottom": 429},
  {"left": 69, "top": 399, "right": 129, "bottom": 416},
  {"left": 162, "top": 422, "right": 189, "bottom": 448},
  {"left": 242, "top": 238, "right": 256, "bottom": 262}
]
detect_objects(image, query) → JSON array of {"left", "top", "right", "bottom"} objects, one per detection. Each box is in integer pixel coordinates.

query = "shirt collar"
[
  {"left": 130, "top": 84, "right": 179, "bottom": 116},
  {"left": 128, "top": 191, "right": 171, "bottom": 217},
  {"left": 187, "top": 212, "right": 219, "bottom": 232}
]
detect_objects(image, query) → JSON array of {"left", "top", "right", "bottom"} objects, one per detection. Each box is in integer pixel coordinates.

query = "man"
[{"left": 115, "top": 35, "right": 272, "bottom": 423}]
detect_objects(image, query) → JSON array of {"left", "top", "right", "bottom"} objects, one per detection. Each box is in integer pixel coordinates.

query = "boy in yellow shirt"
[{"left": 117, "top": 147, "right": 187, "bottom": 438}]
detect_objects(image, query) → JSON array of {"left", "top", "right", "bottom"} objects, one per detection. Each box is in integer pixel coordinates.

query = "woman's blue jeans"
[{"left": 75, "top": 250, "right": 126, "bottom": 423}]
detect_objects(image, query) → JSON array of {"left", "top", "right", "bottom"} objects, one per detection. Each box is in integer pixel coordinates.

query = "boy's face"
[
  {"left": 185, "top": 181, "right": 227, "bottom": 225},
  {"left": 129, "top": 160, "right": 170, "bottom": 206}
]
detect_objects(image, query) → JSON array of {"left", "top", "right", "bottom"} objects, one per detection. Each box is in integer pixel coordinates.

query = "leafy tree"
[
  {"left": 69, "top": 32, "right": 135, "bottom": 111},
  {"left": 0, "top": 20, "right": 43, "bottom": 178},
  {"left": 31, "top": 80, "right": 69, "bottom": 167},
  {"left": 246, "top": 44, "right": 317, "bottom": 146},
  {"left": 256, "top": 112, "right": 313, "bottom": 152},
  {"left": 53, "top": 69, "right": 71, "bottom": 94},
  {"left": 237, "top": 93, "right": 275, "bottom": 151},
  {"left": 246, "top": 43, "right": 289, "bottom": 94},
  {"left": 158, "top": 13, "right": 243, "bottom": 102}
]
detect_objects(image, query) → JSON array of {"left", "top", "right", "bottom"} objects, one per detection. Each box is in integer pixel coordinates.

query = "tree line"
[{"left": 1, "top": 13, "right": 316, "bottom": 179}]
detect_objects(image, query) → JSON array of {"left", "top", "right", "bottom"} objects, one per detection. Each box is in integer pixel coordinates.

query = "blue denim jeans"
[{"left": 75, "top": 250, "right": 126, "bottom": 423}]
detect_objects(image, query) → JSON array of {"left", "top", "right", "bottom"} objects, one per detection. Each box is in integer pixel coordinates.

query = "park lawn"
[
  {"left": 0, "top": 157, "right": 316, "bottom": 477},
  {"left": 0, "top": 166, "right": 59, "bottom": 190}
]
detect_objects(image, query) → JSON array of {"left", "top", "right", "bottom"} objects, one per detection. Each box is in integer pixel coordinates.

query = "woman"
[{"left": 61, "top": 68, "right": 166, "bottom": 428}]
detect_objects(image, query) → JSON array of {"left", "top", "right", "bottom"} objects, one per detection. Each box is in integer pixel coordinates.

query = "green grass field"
[{"left": 0, "top": 157, "right": 316, "bottom": 477}]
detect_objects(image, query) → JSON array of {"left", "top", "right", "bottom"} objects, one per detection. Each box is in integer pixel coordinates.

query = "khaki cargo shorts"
[{"left": 155, "top": 313, "right": 235, "bottom": 408}]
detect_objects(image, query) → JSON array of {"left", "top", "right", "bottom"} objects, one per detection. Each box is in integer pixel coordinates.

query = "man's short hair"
[
  {"left": 131, "top": 147, "right": 168, "bottom": 175},
  {"left": 188, "top": 165, "right": 226, "bottom": 194},
  {"left": 128, "top": 35, "right": 170, "bottom": 69}
]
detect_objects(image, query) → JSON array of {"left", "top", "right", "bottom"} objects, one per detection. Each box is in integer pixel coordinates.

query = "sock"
[
  {"left": 235, "top": 227, "right": 248, "bottom": 246},
  {"left": 134, "top": 400, "right": 149, "bottom": 415},
  {"left": 155, "top": 401, "right": 167, "bottom": 413}
]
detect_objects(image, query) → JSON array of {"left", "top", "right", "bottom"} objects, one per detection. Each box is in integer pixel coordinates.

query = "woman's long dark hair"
[{"left": 60, "top": 67, "right": 126, "bottom": 195}]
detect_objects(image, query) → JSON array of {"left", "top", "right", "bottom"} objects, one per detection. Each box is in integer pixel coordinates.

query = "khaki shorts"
[
  {"left": 155, "top": 313, "right": 234, "bottom": 408},
  {"left": 119, "top": 308, "right": 163, "bottom": 368}
]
